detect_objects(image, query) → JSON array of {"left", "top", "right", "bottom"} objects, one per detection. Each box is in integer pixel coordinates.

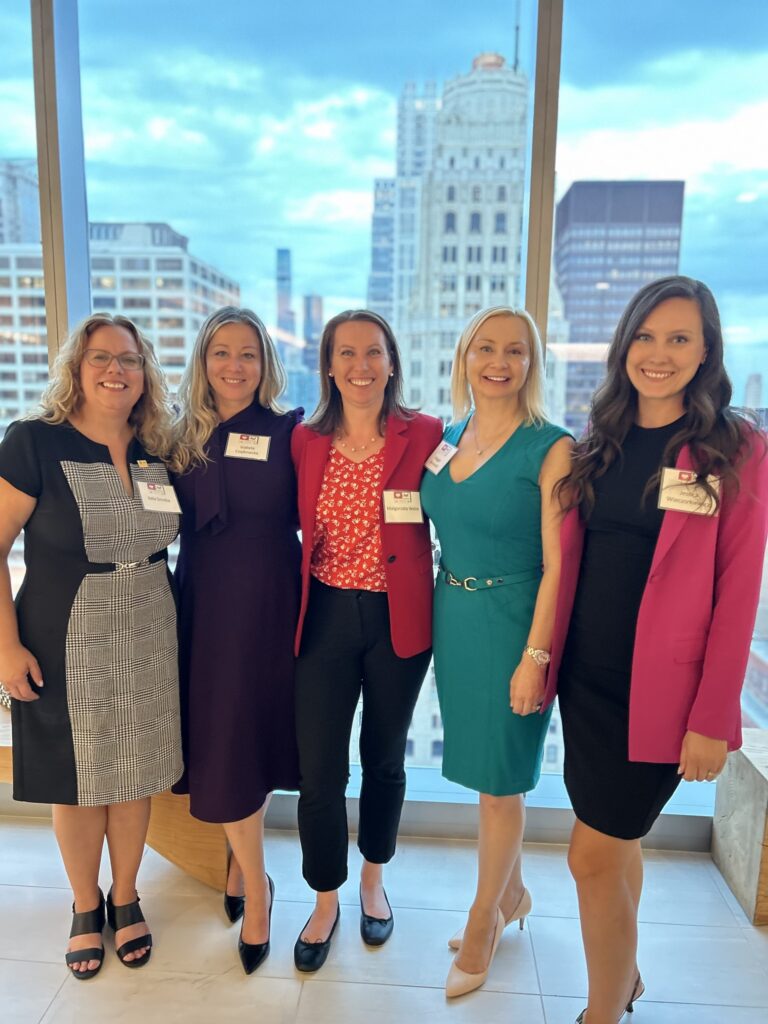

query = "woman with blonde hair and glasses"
[
  {"left": 170, "top": 306, "right": 302, "bottom": 974},
  {"left": 0, "top": 313, "right": 182, "bottom": 979},
  {"left": 421, "top": 306, "right": 572, "bottom": 997}
]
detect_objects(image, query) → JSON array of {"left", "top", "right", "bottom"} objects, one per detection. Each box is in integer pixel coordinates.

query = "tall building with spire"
[{"left": 367, "top": 54, "right": 529, "bottom": 418}]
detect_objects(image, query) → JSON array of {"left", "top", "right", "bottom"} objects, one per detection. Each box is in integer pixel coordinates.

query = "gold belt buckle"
[
  {"left": 462, "top": 576, "right": 478, "bottom": 592},
  {"left": 446, "top": 570, "right": 462, "bottom": 587}
]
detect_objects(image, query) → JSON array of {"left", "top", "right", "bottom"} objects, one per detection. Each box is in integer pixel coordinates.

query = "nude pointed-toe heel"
[{"left": 445, "top": 908, "right": 504, "bottom": 998}]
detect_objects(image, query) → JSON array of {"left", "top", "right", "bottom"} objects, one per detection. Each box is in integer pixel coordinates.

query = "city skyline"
[{"left": 1, "top": 0, "right": 766, "bottom": 357}]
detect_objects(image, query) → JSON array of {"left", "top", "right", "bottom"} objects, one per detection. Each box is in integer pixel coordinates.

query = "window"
[
  {"left": 444, "top": 212, "right": 456, "bottom": 233},
  {"left": 15, "top": 257, "right": 42, "bottom": 270},
  {"left": 123, "top": 297, "right": 151, "bottom": 309},
  {"left": 472, "top": 185, "right": 482, "bottom": 201},
  {"left": 156, "top": 258, "right": 183, "bottom": 271},
  {"left": 121, "top": 277, "right": 151, "bottom": 290},
  {"left": 121, "top": 257, "right": 150, "bottom": 271},
  {"left": 410, "top": 360, "right": 422, "bottom": 376},
  {"left": 494, "top": 212, "right": 507, "bottom": 233},
  {"left": 92, "top": 257, "right": 115, "bottom": 270},
  {"left": 92, "top": 276, "right": 115, "bottom": 289},
  {"left": 446, "top": 185, "right": 456, "bottom": 201},
  {"left": 431, "top": 740, "right": 444, "bottom": 758},
  {"left": 469, "top": 212, "right": 482, "bottom": 233},
  {"left": 497, "top": 185, "right": 507, "bottom": 201}
]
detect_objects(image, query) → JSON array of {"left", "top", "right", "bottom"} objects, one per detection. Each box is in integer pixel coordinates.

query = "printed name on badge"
[
  {"left": 383, "top": 489, "right": 424, "bottom": 524},
  {"left": 425, "top": 440, "right": 459, "bottom": 475},
  {"left": 225, "top": 433, "right": 271, "bottom": 461},
  {"left": 657, "top": 468, "right": 720, "bottom": 517},
  {"left": 137, "top": 481, "right": 182, "bottom": 514}
]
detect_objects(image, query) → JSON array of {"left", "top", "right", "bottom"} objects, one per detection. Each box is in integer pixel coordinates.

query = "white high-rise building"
[
  {"left": 374, "top": 55, "right": 528, "bottom": 419},
  {"left": 0, "top": 221, "right": 240, "bottom": 433},
  {"left": 0, "top": 159, "right": 40, "bottom": 245}
]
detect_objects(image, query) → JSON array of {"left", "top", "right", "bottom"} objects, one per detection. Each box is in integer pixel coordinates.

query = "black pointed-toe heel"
[
  {"left": 238, "top": 874, "right": 274, "bottom": 975},
  {"left": 106, "top": 889, "right": 152, "bottom": 968},
  {"left": 293, "top": 904, "right": 340, "bottom": 973},
  {"left": 224, "top": 850, "right": 245, "bottom": 924},
  {"left": 224, "top": 892, "right": 245, "bottom": 924},
  {"left": 359, "top": 885, "right": 394, "bottom": 946},
  {"left": 65, "top": 889, "right": 106, "bottom": 980}
]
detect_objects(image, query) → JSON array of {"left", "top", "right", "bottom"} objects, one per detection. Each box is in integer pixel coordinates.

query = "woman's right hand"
[{"left": 0, "top": 644, "right": 43, "bottom": 701}]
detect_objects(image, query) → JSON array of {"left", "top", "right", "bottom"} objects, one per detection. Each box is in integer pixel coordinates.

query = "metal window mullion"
[
  {"left": 30, "top": 0, "right": 91, "bottom": 370},
  {"left": 526, "top": 0, "right": 564, "bottom": 345}
]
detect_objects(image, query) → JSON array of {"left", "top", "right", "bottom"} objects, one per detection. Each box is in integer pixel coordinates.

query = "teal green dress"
[{"left": 421, "top": 417, "right": 569, "bottom": 796}]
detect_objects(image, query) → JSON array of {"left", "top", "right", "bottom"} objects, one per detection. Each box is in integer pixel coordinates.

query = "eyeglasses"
[{"left": 83, "top": 349, "right": 145, "bottom": 371}]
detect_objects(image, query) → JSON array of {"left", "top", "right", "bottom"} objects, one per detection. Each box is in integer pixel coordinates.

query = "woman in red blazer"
[
  {"left": 546, "top": 276, "right": 768, "bottom": 1024},
  {"left": 290, "top": 309, "right": 442, "bottom": 973}
]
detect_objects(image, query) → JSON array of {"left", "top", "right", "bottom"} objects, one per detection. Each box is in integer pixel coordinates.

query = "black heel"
[
  {"left": 224, "top": 849, "right": 245, "bottom": 924},
  {"left": 238, "top": 874, "right": 273, "bottom": 974},
  {"left": 575, "top": 976, "right": 644, "bottom": 1023},
  {"left": 65, "top": 889, "right": 105, "bottom": 980},
  {"left": 106, "top": 889, "right": 152, "bottom": 968}
]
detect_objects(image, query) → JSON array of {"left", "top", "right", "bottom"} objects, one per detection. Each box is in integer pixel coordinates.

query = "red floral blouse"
[{"left": 311, "top": 446, "right": 387, "bottom": 591}]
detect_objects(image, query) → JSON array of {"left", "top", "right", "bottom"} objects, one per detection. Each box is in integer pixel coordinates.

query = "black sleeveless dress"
[{"left": 558, "top": 419, "right": 684, "bottom": 839}]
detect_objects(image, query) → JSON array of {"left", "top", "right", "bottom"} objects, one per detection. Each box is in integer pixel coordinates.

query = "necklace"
[
  {"left": 335, "top": 431, "right": 381, "bottom": 453},
  {"left": 471, "top": 414, "right": 520, "bottom": 457}
]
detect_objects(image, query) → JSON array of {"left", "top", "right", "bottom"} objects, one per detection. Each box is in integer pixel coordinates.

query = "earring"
[
  {"left": 328, "top": 372, "right": 333, "bottom": 377},
  {"left": 389, "top": 372, "right": 394, "bottom": 377}
]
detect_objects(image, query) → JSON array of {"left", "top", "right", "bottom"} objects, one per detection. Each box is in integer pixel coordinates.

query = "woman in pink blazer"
[
  {"left": 290, "top": 310, "right": 441, "bottom": 973},
  {"left": 546, "top": 276, "right": 768, "bottom": 1024}
]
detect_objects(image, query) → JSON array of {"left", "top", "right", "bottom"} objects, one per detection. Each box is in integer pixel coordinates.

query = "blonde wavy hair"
[
  {"left": 31, "top": 313, "right": 175, "bottom": 457},
  {"left": 170, "top": 306, "right": 286, "bottom": 474},
  {"left": 450, "top": 305, "right": 546, "bottom": 424}
]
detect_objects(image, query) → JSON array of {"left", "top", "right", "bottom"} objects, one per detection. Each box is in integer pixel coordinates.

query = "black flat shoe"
[
  {"left": 224, "top": 850, "right": 245, "bottom": 924},
  {"left": 238, "top": 874, "right": 274, "bottom": 975},
  {"left": 359, "top": 885, "right": 394, "bottom": 946},
  {"left": 293, "top": 905, "right": 340, "bottom": 973},
  {"left": 66, "top": 889, "right": 105, "bottom": 980},
  {"left": 106, "top": 889, "right": 152, "bottom": 968}
]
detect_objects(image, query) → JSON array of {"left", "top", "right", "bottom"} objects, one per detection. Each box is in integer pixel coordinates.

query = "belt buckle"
[
  {"left": 115, "top": 559, "right": 143, "bottom": 571},
  {"left": 446, "top": 570, "right": 462, "bottom": 587},
  {"left": 462, "top": 576, "right": 478, "bottom": 592}
]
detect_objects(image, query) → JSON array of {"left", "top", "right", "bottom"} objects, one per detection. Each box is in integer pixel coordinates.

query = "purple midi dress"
[{"left": 172, "top": 399, "right": 302, "bottom": 822}]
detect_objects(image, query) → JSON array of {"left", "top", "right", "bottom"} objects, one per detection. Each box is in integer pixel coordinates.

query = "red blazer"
[
  {"left": 544, "top": 435, "right": 768, "bottom": 762},
  {"left": 291, "top": 413, "right": 443, "bottom": 658}
]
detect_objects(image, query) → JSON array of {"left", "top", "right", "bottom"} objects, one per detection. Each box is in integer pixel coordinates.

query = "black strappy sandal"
[
  {"left": 65, "top": 889, "right": 106, "bottom": 980},
  {"left": 106, "top": 889, "right": 153, "bottom": 968}
]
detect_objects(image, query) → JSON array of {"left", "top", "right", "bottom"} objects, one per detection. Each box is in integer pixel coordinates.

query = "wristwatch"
[{"left": 524, "top": 645, "right": 551, "bottom": 667}]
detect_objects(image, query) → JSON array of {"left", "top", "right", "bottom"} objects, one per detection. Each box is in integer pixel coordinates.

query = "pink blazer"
[
  {"left": 544, "top": 434, "right": 768, "bottom": 762},
  {"left": 291, "top": 413, "right": 443, "bottom": 659}
]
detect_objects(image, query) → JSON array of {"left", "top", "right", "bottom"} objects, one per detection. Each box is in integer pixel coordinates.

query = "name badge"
[
  {"left": 225, "top": 433, "right": 271, "bottom": 461},
  {"left": 658, "top": 468, "right": 720, "bottom": 517},
  {"left": 383, "top": 490, "right": 424, "bottom": 524},
  {"left": 425, "top": 440, "right": 459, "bottom": 475},
  {"left": 136, "top": 481, "right": 182, "bottom": 514}
]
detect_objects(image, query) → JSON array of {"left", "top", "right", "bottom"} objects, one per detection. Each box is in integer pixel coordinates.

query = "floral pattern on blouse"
[{"left": 311, "top": 446, "right": 387, "bottom": 592}]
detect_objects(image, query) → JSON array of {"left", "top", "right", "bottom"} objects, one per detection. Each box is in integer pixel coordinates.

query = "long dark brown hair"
[
  {"left": 305, "top": 309, "right": 415, "bottom": 435},
  {"left": 557, "top": 276, "right": 764, "bottom": 516}
]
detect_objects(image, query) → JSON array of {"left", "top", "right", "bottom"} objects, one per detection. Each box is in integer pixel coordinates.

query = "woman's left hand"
[
  {"left": 678, "top": 730, "right": 728, "bottom": 782},
  {"left": 510, "top": 657, "right": 546, "bottom": 716}
]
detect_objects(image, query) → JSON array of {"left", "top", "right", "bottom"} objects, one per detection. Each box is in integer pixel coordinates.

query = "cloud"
[{"left": 285, "top": 190, "right": 373, "bottom": 226}]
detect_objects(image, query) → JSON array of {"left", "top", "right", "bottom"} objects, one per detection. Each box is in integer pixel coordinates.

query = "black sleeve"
[{"left": 0, "top": 420, "right": 43, "bottom": 498}]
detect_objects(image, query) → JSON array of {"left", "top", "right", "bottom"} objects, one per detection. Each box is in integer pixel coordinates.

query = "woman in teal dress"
[{"left": 421, "top": 306, "right": 572, "bottom": 998}]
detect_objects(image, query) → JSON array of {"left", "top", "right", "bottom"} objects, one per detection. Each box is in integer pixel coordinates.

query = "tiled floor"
[{"left": 0, "top": 817, "right": 766, "bottom": 1022}]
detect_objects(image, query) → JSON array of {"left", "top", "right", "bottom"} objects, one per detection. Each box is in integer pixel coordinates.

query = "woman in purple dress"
[{"left": 170, "top": 307, "right": 301, "bottom": 974}]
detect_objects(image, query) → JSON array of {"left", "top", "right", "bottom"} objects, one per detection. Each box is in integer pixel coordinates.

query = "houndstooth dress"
[{"left": 0, "top": 419, "right": 183, "bottom": 806}]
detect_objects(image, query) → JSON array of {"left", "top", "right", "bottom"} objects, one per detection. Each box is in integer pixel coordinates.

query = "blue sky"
[{"left": 0, "top": 0, "right": 766, "bottom": 391}]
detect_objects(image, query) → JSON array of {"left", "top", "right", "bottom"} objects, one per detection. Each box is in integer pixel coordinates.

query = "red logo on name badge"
[
  {"left": 394, "top": 491, "right": 405, "bottom": 500},
  {"left": 678, "top": 471, "right": 694, "bottom": 482},
  {"left": 148, "top": 483, "right": 157, "bottom": 490},
  {"left": 241, "top": 435, "right": 249, "bottom": 441}
]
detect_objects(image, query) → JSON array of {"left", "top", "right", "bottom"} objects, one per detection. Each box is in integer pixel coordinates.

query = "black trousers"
[{"left": 295, "top": 579, "right": 431, "bottom": 892}]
